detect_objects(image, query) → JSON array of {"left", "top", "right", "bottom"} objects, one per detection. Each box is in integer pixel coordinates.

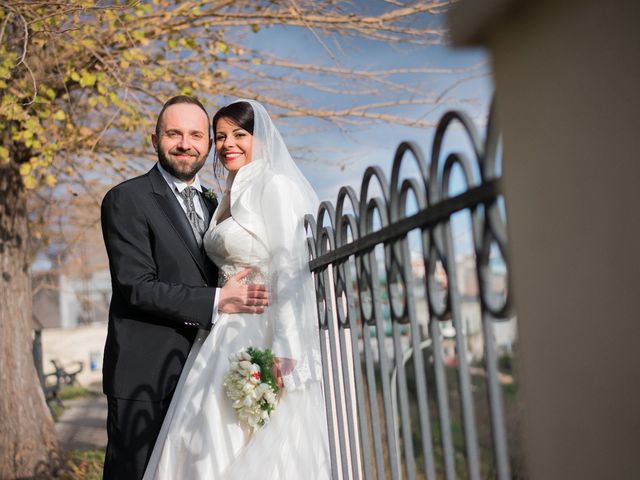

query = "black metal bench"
[
  {"left": 33, "top": 328, "right": 85, "bottom": 418},
  {"left": 42, "top": 359, "right": 84, "bottom": 419}
]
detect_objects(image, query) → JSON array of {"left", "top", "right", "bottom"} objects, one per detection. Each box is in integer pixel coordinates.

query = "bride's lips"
[{"left": 222, "top": 151, "right": 242, "bottom": 161}]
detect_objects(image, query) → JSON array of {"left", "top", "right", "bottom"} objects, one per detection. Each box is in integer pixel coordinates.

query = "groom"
[{"left": 100, "top": 95, "right": 268, "bottom": 479}]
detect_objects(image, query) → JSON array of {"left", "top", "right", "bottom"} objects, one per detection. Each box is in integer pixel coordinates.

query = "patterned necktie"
[{"left": 178, "top": 186, "right": 206, "bottom": 246}]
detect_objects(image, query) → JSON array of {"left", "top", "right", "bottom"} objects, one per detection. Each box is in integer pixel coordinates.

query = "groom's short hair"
[{"left": 155, "top": 95, "right": 210, "bottom": 138}]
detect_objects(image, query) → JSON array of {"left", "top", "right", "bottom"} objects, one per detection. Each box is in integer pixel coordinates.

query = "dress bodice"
[{"left": 203, "top": 216, "right": 269, "bottom": 286}]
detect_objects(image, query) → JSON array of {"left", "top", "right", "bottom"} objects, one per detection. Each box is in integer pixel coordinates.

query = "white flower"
[
  {"left": 223, "top": 347, "right": 281, "bottom": 431},
  {"left": 264, "top": 391, "right": 276, "bottom": 404}
]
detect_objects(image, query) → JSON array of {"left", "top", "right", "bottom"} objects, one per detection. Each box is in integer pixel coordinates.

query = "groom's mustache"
[{"left": 169, "top": 149, "right": 198, "bottom": 157}]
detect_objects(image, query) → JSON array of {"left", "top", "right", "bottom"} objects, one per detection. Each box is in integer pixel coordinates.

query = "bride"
[{"left": 142, "top": 99, "right": 331, "bottom": 479}]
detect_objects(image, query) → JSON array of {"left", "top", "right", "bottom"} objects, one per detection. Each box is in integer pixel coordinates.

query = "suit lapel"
[
  {"left": 200, "top": 188, "right": 218, "bottom": 226},
  {"left": 148, "top": 166, "right": 209, "bottom": 280}
]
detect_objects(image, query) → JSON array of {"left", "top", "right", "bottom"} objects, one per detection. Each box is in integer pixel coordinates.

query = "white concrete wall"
[
  {"left": 450, "top": 0, "right": 640, "bottom": 478},
  {"left": 41, "top": 324, "right": 107, "bottom": 388}
]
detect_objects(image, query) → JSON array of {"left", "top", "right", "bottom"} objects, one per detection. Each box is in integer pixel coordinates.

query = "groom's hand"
[{"left": 218, "top": 268, "right": 269, "bottom": 314}]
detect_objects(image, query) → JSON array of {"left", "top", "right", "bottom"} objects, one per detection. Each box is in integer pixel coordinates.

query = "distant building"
[
  {"left": 32, "top": 268, "right": 111, "bottom": 329},
  {"left": 32, "top": 226, "right": 111, "bottom": 329},
  {"left": 410, "top": 251, "right": 517, "bottom": 363}
]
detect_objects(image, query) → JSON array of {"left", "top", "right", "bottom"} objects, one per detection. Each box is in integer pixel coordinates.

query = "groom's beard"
[{"left": 158, "top": 149, "right": 207, "bottom": 182}]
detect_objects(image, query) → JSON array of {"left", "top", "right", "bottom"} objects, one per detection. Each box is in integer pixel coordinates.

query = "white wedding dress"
[{"left": 143, "top": 214, "right": 331, "bottom": 479}]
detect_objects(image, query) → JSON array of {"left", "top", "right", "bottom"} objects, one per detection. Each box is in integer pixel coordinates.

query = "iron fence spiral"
[{"left": 306, "top": 100, "right": 515, "bottom": 480}]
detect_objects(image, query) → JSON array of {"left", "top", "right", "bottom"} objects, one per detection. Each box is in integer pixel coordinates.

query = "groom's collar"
[{"left": 156, "top": 162, "right": 203, "bottom": 194}]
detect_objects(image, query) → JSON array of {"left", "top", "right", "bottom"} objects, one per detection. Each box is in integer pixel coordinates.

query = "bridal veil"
[{"left": 222, "top": 99, "right": 322, "bottom": 389}]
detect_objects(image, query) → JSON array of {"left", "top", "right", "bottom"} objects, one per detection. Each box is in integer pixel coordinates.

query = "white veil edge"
[{"left": 227, "top": 99, "right": 322, "bottom": 389}]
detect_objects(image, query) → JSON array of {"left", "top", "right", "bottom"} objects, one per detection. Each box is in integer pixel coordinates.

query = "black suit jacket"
[{"left": 101, "top": 165, "right": 219, "bottom": 401}]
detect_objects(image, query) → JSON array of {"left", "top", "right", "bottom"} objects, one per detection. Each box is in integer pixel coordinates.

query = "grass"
[
  {"left": 57, "top": 449, "right": 105, "bottom": 480},
  {"left": 58, "top": 385, "right": 94, "bottom": 401},
  {"left": 49, "top": 400, "right": 66, "bottom": 421},
  {"left": 357, "top": 347, "right": 526, "bottom": 479},
  {"left": 48, "top": 384, "right": 97, "bottom": 422}
]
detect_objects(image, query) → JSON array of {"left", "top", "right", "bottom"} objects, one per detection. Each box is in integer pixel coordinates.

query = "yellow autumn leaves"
[{"left": 19, "top": 161, "right": 56, "bottom": 189}]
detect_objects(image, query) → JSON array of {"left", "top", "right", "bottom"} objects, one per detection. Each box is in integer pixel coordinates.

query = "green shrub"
[
  {"left": 58, "top": 385, "right": 93, "bottom": 401},
  {"left": 58, "top": 449, "right": 105, "bottom": 480},
  {"left": 497, "top": 353, "right": 513, "bottom": 375}
]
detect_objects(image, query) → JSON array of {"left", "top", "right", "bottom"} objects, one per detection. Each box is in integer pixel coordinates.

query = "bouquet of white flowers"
[{"left": 223, "top": 347, "right": 280, "bottom": 430}]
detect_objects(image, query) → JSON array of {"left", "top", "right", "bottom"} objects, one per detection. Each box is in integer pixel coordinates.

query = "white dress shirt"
[
  {"left": 156, "top": 162, "right": 220, "bottom": 325},
  {"left": 157, "top": 162, "right": 207, "bottom": 222}
]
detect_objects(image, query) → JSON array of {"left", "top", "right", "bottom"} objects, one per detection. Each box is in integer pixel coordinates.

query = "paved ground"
[
  {"left": 55, "top": 392, "right": 108, "bottom": 452},
  {"left": 43, "top": 325, "right": 109, "bottom": 452}
]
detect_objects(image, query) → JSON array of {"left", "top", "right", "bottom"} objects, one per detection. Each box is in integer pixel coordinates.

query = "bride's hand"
[
  {"left": 272, "top": 357, "right": 297, "bottom": 389},
  {"left": 218, "top": 268, "right": 269, "bottom": 314}
]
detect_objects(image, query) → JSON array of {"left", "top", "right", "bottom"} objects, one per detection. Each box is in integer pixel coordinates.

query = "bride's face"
[{"left": 214, "top": 117, "right": 253, "bottom": 173}]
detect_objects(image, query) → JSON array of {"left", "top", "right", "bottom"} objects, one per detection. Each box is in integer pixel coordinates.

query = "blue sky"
[
  {"left": 205, "top": 8, "right": 494, "bottom": 205},
  {"left": 35, "top": 6, "right": 498, "bottom": 272}
]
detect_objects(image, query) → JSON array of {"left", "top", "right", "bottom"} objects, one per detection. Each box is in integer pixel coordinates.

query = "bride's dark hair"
[
  {"left": 211, "top": 101, "right": 255, "bottom": 180},
  {"left": 212, "top": 101, "right": 254, "bottom": 135}
]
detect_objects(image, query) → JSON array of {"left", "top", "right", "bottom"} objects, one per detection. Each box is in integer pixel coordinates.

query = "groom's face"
[{"left": 152, "top": 103, "right": 211, "bottom": 182}]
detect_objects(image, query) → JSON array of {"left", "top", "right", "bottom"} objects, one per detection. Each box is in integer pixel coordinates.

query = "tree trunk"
[{"left": 0, "top": 162, "right": 59, "bottom": 478}]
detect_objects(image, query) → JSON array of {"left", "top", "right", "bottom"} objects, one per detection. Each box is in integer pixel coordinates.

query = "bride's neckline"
[{"left": 214, "top": 215, "right": 233, "bottom": 228}]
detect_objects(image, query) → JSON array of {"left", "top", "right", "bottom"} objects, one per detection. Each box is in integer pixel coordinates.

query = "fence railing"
[{"left": 306, "top": 101, "right": 516, "bottom": 480}]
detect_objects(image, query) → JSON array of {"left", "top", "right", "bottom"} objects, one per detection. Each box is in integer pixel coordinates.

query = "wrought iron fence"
[{"left": 306, "top": 101, "right": 517, "bottom": 480}]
